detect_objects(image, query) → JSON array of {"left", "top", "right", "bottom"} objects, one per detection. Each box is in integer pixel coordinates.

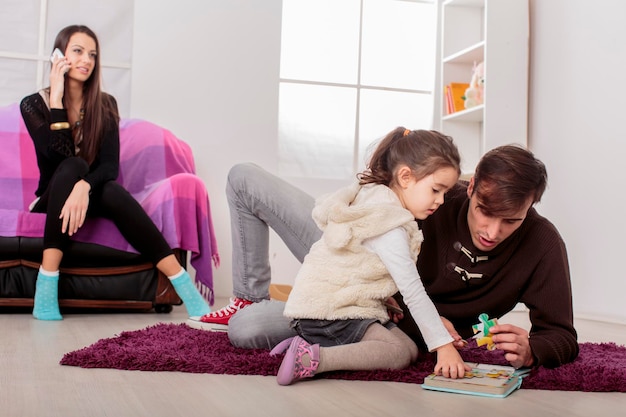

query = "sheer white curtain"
[{"left": 0, "top": 0, "right": 134, "bottom": 117}]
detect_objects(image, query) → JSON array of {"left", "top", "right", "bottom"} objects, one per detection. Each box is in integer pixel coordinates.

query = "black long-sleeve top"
[{"left": 20, "top": 91, "right": 119, "bottom": 197}]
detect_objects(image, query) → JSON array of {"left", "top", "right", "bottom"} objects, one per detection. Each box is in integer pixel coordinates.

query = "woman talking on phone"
[{"left": 20, "top": 24, "right": 211, "bottom": 320}]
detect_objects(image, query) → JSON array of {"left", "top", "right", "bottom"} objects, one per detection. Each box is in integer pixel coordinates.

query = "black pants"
[{"left": 32, "top": 157, "right": 173, "bottom": 264}]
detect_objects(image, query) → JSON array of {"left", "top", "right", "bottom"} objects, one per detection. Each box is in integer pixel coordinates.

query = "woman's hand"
[
  {"left": 489, "top": 323, "right": 535, "bottom": 369},
  {"left": 49, "top": 52, "right": 70, "bottom": 108},
  {"left": 60, "top": 180, "right": 90, "bottom": 236},
  {"left": 434, "top": 343, "right": 471, "bottom": 379}
]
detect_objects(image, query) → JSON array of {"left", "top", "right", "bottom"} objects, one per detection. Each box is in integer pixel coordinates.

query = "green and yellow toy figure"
[{"left": 472, "top": 313, "right": 498, "bottom": 350}]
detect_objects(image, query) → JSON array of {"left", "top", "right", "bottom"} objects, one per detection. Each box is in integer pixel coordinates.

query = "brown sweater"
[{"left": 397, "top": 182, "right": 578, "bottom": 368}]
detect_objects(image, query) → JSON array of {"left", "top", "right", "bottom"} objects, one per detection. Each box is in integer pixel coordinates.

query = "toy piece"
[
  {"left": 463, "top": 370, "right": 482, "bottom": 379},
  {"left": 472, "top": 313, "right": 498, "bottom": 350},
  {"left": 462, "top": 367, "right": 509, "bottom": 379},
  {"left": 485, "top": 369, "right": 510, "bottom": 379}
]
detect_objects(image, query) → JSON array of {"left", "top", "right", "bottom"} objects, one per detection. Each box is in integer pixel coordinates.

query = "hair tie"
[{"left": 403, "top": 129, "right": 411, "bottom": 137}]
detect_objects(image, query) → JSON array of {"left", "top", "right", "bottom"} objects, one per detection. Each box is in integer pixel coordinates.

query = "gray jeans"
[
  {"left": 228, "top": 300, "right": 295, "bottom": 349},
  {"left": 225, "top": 163, "right": 322, "bottom": 349}
]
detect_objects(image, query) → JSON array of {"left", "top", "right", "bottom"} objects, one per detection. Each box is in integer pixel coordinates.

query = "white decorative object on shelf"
[{"left": 463, "top": 61, "right": 484, "bottom": 108}]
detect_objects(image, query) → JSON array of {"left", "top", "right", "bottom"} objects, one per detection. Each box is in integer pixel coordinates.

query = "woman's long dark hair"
[{"left": 52, "top": 25, "right": 119, "bottom": 165}]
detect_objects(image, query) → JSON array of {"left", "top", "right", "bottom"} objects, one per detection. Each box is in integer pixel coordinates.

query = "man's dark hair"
[{"left": 472, "top": 145, "right": 547, "bottom": 216}]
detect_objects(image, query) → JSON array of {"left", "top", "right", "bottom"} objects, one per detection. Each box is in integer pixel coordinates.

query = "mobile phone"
[
  {"left": 384, "top": 302, "right": 403, "bottom": 315},
  {"left": 50, "top": 48, "right": 64, "bottom": 63}
]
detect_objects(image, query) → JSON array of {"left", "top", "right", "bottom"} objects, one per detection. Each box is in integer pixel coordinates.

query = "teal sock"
[
  {"left": 33, "top": 270, "right": 63, "bottom": 321},
  {"left": 170, "top": 270, "right": 211, "bottom": 317}
]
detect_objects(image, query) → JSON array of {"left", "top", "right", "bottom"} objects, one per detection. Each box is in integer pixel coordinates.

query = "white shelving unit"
[{"left": 434, "top": 0, "right": 529, "bottom": 174}]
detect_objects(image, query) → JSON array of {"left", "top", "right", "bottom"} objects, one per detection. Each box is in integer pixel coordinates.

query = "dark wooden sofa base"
[{"left": 0, "top": 248, "right": 183, "bottom": 314}]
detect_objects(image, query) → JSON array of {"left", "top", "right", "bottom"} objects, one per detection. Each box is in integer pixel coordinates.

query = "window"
[
  {"left": 0, "top": 0, "right": 133, "bottom": 116},
  {"left": 278, "top": 0, "right": 436, "bottom": 179}
]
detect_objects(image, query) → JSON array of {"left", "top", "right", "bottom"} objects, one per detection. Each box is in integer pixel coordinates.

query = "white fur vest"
[{"left": 283, "top": 183, "right": 423, "bottom": 322}]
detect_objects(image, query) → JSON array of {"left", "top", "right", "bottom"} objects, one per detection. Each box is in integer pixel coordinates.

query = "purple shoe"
[{"left": 270, "top": 336, "right": 320, "bottom": 385}]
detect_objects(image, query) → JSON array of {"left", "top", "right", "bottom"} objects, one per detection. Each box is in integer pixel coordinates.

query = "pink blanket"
[{"left": 0, "top": 103, "right": 219, "bottom": 303}]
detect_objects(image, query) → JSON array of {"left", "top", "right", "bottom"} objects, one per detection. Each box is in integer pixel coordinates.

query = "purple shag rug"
[{"left": 60, "top": 323, "right": 626, "bottom": 392}]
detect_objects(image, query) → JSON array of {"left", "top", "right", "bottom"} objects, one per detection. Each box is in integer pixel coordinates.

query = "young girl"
[
  {"left": 270, "top": 127, "right": 469, "bottom": 384},
  {"left": 19, "top": 25, "right": 210, "bottom": 320}
]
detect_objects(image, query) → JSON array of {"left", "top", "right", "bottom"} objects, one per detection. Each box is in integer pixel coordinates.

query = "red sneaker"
[{"left": 186, "top": 297, "right": 253, "bottom": 331}]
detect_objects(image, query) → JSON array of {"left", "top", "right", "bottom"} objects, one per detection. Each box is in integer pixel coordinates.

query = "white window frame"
[{"left": 278, "top": 0, "right": 437, "bottom": 178}]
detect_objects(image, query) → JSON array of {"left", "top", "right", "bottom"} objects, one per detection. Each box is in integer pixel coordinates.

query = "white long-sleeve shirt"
[{"left": 365, "top": 228, "right": 453, "bottom": 351}]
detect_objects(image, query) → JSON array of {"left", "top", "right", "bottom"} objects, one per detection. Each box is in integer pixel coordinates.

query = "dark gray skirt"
[{"left": 291, "top": 318, "right": 396, "bottom": 347}]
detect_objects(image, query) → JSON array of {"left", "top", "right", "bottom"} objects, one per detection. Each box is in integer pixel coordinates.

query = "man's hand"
[
  {"left": 490, "top": 323, "right": 535, "bottom": 368},
  {"left": 60, "top": 180, "right": 90, "bottom": 236},
  {"left": 440, "top": 316, "right": 468, "bottom": 349},
  {"left": 384, "top": 297, "right": 404, "bottom": 323}
]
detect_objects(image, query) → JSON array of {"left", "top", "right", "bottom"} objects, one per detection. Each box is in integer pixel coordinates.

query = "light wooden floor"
[{"left": 2, "top": 298, "right": 625, "bottom": 417}]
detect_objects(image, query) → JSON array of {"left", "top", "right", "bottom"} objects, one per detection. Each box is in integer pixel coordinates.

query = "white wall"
[
  {"left": 131, "top": 0, "right": 287, "bottom": 298},
  {"left": 529, "top": 0, "right": 626, "bottom": 323},
  {"left": 131, "top": 0, "right": 626, "bottom": 324}
]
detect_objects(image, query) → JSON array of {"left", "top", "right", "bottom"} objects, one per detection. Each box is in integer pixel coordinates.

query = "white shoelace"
[{"left": 209, "top": 298, "right": 240, "bottom": 317}]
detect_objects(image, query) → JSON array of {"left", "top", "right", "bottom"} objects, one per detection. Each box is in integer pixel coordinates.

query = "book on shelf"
[
  {"left": 445, "top": 82, "right": 470, "bottom": 114},
  {"left": 444, "top": 85, "right": 453, "bottom": 115},
  {"left": 421, "top": 362, "right": 530, "bottom": 398}
]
